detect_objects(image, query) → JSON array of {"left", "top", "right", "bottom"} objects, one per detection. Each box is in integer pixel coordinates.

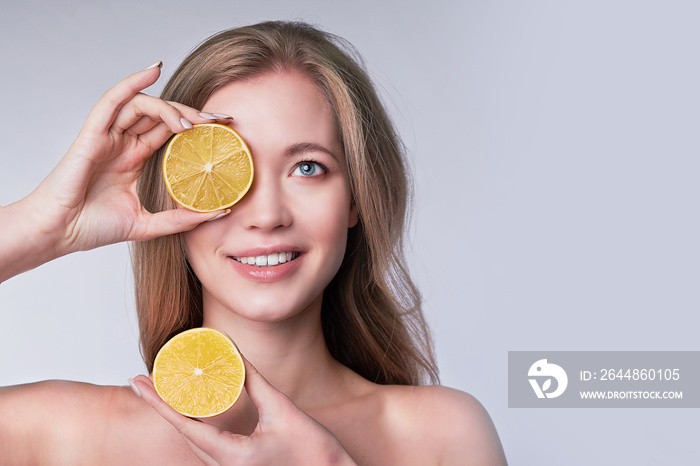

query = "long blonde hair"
[{"left": 134, "top": 21, "right": 438, "bottom": 385}]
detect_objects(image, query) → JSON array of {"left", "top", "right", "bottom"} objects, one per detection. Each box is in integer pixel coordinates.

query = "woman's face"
[{"left": 183, "top": 71, "right": 357, "bottom": 324}]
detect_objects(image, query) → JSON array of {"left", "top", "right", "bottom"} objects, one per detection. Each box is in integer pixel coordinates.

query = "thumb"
[
  {"left": 242, "top": 357, "right": 294, "bottom": 422},
  {"left": 137, "top": 208, "right": 231, "bottom": 241}
]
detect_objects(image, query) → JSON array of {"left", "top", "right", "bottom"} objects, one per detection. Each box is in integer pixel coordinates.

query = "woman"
[{"left": 0, "top": 21, "right": 506, "bottom": 465}]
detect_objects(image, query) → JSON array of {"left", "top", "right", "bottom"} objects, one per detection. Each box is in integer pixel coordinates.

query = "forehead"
[{"left": 201, "top": 71, "right": 341, "bottom": 157}]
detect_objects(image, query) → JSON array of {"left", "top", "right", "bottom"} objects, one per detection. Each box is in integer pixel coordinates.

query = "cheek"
[
  {"left": 316, "top": 206, "right": 350, "bottom": 248},
  {"left": 303, "top": 186, "right": 352, "bottom": 262},
  {"left": 181, "top": 223, "right": 216, "bottom": 266},
  {"left": 182, "top": 228, "right": 200, "bottom": 257}
]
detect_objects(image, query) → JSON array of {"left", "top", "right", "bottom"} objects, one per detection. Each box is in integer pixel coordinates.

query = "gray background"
[{"left": 1, "top": 1, "right": 698, "bottom": 464}]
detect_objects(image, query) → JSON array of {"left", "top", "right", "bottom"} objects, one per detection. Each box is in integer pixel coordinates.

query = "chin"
[
  {"left": 238, "top": 305, "right": 302, "bottom": 323},
  {"left": 221, "top": 292, "right": 323, "bottom": 324}
]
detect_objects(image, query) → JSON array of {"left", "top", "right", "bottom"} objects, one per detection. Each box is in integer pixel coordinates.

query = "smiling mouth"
[{"left": 231, "top": 252, "right": 300, "bottom": 267}]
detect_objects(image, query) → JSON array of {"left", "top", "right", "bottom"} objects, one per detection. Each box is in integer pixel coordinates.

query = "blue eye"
[{"left": 292, "top": 161, "right": 326, "bottom": 177}]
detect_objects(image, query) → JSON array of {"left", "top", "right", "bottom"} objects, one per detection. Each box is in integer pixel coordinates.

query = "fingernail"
[
  {"left": 146, "top": 60, "right": 163, "bottom": 70},
  {"left": 198, "top": 112, "right": 218, "bottom": 120},
  {"left": 180, "top": 117, "right": 193, "bottom": 130},
  {"left": 128, "top": 378, "right": 142, "bottom": 398},
  {"left": 206, "top": 209, "right": 231, "bottom": 222},
  {"left": 212, "top": 113, "right": 233, "bottom": 120}
]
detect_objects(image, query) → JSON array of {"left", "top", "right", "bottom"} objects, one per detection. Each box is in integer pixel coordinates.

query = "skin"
[{"left": 0, "top": 66, "right": 507, "bottom": 465}]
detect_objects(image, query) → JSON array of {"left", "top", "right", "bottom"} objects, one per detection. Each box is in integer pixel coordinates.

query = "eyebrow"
[{"left": 284, "top": 142, "right": 340, "bottom": 162}]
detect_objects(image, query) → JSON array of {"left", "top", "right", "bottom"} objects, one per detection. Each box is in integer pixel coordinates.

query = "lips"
[{"left": 228, "top": 249, "right": 303, "bottom": 283}]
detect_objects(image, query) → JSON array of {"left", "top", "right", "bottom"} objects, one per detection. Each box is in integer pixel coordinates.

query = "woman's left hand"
[{"left": 130, "top": 360, "right": 357, "bottom": 466}]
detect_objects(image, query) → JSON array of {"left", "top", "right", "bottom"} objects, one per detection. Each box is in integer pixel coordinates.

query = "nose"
[{"left": 236, "top": 171, "right": 292, "bottom": 231}]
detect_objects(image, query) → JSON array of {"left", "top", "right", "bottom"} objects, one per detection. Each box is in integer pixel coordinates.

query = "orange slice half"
[
  {"left": 162, "top": 123, "right": 253, "bottom": 212},
  {"left": 152, "top": 327, "right": 246, "bottom": 418}
]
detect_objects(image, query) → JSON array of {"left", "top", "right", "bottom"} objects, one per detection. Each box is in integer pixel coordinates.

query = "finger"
[
  {"left": 166, "top": 101, "right": 233, "bottom": 124},
  {"left": 180, "top": 437, "right": 218, "bottom": 466},
  {"left": 122, "top": 101, "right": 232, "bottom": 151},
  {"left": 136, "top": 121, "right": 173, "bottom": 154},
  {"left": 241, "top": 357, "right": 293, "bottom": 421},
  {"left": 127, "top": 115, "right": 160, "bottom": 136},
  {"left": 83, "top": 64, "right": 163, "bottom": 135},
  {"left": 135, "top": 109, "right": 232, "bottom": 152},
  {"left": 112, "top": 93, "right": 192, "bottom": 136},
  {"left": 131, "top": 375, "right": 232, "bottom": 465},
  {"left": 133, "top": 207, "right": 231, "bottom": 241},
  {"left": 127, "top": 101, "right": 234, "bottom": 153}
]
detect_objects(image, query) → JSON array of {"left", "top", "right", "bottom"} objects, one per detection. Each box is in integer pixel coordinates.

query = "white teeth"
[{"left": 233, "top": 252, "right": 298, "bottom": 267}]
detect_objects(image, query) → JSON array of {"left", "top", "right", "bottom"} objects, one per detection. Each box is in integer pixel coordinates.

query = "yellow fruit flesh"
[
  {"left": 153, "top": 328, "right": 245, "bottom": 418},
  {"left": 163, "top": 124, "right": 253, "bottom": 212}
]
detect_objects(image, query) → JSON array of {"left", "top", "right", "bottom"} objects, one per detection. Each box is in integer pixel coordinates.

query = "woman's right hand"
[
  {"left": 131, "top": 360, "right": 357, "bottom": 466},
  {"left": 0, "top": 63, "right": 229, "bottom": 281}
]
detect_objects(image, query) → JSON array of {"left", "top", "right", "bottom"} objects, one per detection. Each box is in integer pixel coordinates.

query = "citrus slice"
[
  {"left": 163, "top": 123, "right": 253, "bottom": 212},
  {"left": 152, "top": 327, "right": 246, "bottom": 418}
]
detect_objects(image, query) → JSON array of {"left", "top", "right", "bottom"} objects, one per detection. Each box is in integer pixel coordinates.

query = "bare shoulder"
[
  {"left": 0, "top": 380, "right": 196, "bottom": 465},
  {"left": 380, "top": 385, "right": 508, "bottom": 466},
  {"left": 0, "top": 380, "right": 105, "bottom": 464}
]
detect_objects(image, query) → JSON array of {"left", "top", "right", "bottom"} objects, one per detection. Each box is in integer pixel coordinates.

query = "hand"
[
  {"left": 0, "top": 63, "right": 230, "bottom": 281},
  {"left": 131, "top": 360, "right": 357, "bottom": 466},
  {"left": 27, "top": 63, "right": 228, "bottom": 254}
]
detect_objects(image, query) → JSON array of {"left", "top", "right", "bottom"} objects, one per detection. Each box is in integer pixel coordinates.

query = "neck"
[{"left": 201, "top": 293, "right": 345, "bottom": 410}]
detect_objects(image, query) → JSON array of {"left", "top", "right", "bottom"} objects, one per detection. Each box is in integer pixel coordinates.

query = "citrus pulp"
[
  {"left": 152, "top": 327, "right": 246, "bottom": 418},
  {"left": 162, "top": 123, "right": 253, "bottom": 212}
]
